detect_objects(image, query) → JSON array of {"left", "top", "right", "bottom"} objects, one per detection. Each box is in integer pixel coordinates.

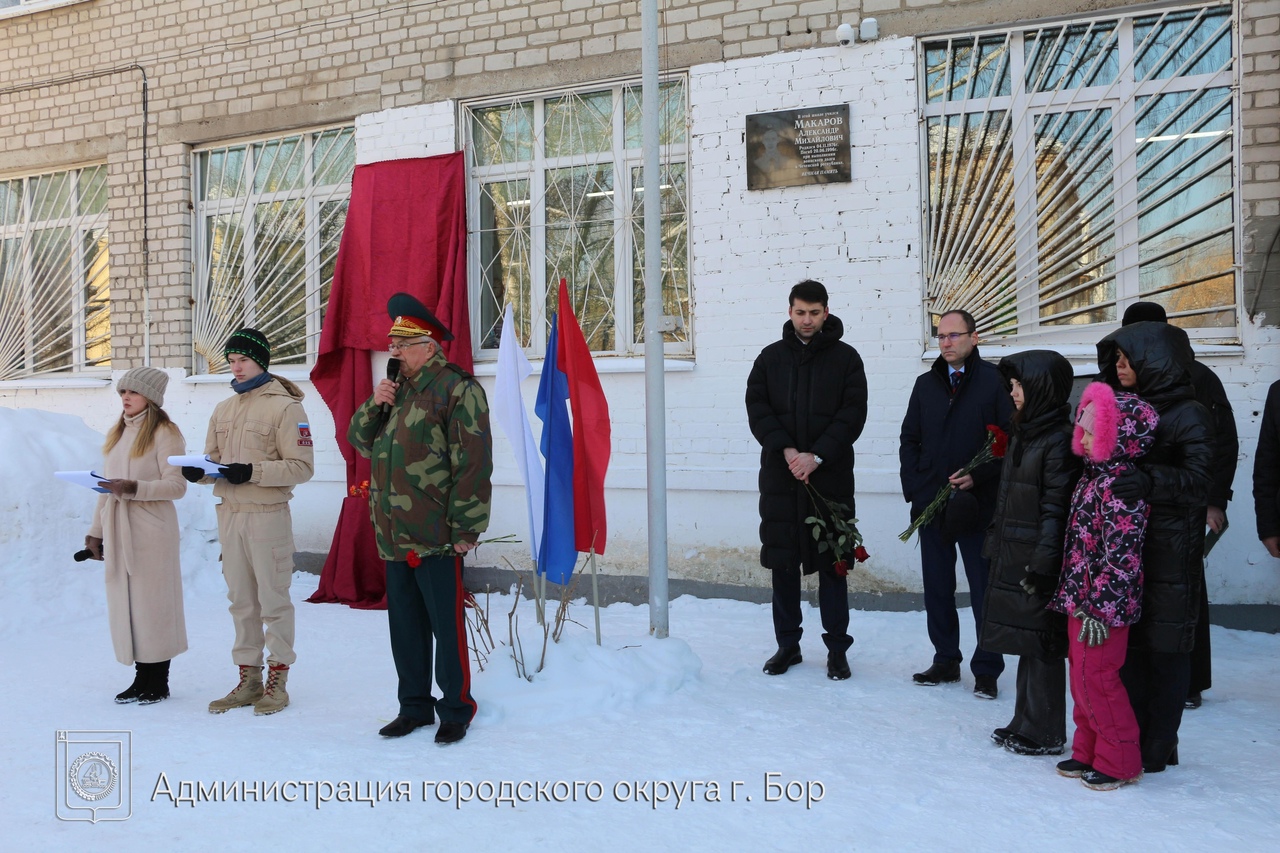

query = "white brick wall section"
[{"left": 355, "top": 101, "right": 457, "bottom": 163}]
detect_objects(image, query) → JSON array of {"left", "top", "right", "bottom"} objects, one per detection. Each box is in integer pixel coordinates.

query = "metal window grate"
[
  {"left": 0, "top": 165, "right": 110, "bottom": 380},
  {"left": 192, "top": 126, "right": 354, "bottom": 372},
  {"left": 465, "top": 79, "right": 691, "bottom": 359},
  {"left": 920, "top": 3, "right": 1237, "bottom": 341}
]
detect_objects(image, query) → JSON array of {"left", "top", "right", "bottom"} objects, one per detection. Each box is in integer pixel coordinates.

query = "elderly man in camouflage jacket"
[{"left": 349, "top": 293, "right": 493, "bottom": 745}]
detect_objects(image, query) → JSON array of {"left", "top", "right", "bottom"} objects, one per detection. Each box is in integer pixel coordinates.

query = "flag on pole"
[
  {"left": 534, "top": 315, "right": 577, "bottom": 584},
  {"left": 556, "top": 279, "right": 611, "bottom": 555},
  {"left": 493, "top": 305, "right": 543, "bottom": 562}
]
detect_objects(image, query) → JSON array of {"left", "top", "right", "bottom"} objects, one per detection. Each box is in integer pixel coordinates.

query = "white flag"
[{"left": 493, "top": 304, "right": 544, "bottom": 561}]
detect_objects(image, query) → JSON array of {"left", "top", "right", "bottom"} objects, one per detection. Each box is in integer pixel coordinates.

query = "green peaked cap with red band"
[{"left": 387, "top": 292, "right": 454, "bottom": 341}]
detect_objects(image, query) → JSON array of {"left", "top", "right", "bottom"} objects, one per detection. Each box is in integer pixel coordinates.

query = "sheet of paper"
[
  {"left": 54, "top": 471, "right": 110, "bottom": 493},
  {"left": 165, "top": 455, "right": 226, "bottom": 477}
]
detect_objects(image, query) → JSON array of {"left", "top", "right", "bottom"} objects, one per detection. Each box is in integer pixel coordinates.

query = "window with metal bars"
[
  {"left": 0, "top": 165, "right": 110, "bottom": 380},
  {"left": 464, "top": 78, "right": 691, "bottom": 359},
  {"left": 191, "top": 126, "right": 354, "bottom": 372},
  {"left": 919, "top": 3, "right": 1238, "bottom": 342}
]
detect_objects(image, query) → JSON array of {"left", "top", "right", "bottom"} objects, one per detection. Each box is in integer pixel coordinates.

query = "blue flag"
[{"left": 534, "top": 315, "right": 577, "bottom": 584}]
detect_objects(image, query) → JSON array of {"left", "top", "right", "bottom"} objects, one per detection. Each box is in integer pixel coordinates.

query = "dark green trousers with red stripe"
[{"left": 386, "top": 556, "right": 476, "bottom": 725}]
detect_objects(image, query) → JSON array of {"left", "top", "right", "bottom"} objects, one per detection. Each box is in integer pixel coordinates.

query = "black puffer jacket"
[
  {"left": 900, "top": 346, "right": 1015, "bottom": 531},
  {"left": 1097, "top": 321, "right": 1213, "bottom": 653},
  {"left": 980, "top": 351, "right": 1080, "bottom": 658},
  {"left": 1255, "top": 379, "right": 1280, "bottom": 541},
  {"left": 746, "top": 315, "right": 868, "bottom": 574}
]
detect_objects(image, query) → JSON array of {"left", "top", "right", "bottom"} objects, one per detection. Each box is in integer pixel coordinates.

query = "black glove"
[
  {"left": 1111, "top": 467, "right": 1152, "bottom": 502},
  {"left": 1019, "top": 572, "right": 1058, "bottom": 596},
  {"left": 181, "top": 466, "right": 205, "bottom": 483},
  {"left": 220, "top": 463, "right": 254, "bottom": 485}
]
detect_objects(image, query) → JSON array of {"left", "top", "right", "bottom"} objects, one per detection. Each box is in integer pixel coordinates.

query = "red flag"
[{"left": 556, "top": 279, "right": 611, "bottom": 554}]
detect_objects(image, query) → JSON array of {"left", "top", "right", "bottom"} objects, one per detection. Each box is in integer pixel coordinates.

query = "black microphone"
[
  {"left": 74, "top": 549, "right": 95, "bottom": 562},
  {"left": 380, "top": 358, "right": 401, "bottom": 418}
]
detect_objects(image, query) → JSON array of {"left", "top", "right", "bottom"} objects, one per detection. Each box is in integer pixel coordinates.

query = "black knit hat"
[
  {"left": 1122, "top": 301, "right": 1167, "bottom": 326},
  {"left": 224, "top": 328, "right": 271, "bottom": 370}
]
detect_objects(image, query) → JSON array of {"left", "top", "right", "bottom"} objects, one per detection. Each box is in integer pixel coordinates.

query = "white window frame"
[
  {"left": 917, "top": 2, "right": 1242, "bottom": 344},
  {"left": 190, "top": 125, "right": 354, "bottom": 373},
  {"left": 462, "top": 77, "right": 692, "bottom": 361},
  {"left": 0, "top": 163, "right": 111, "bottom": 380}
]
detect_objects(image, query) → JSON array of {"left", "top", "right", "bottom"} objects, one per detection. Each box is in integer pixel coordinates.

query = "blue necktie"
[{"left": 950, "top": 371, "right": 962, "bottom": 394}]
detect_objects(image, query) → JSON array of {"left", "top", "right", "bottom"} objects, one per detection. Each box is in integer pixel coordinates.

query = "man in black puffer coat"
[
  {"left": 746, "top": 280, "right": 868, "bottom": 681},
  {"left": 900, "top": 310, "right": 1013, "bottom": 698},
  {"left": 1097, "top": 320, "right": 1213, "bottom": 773}
]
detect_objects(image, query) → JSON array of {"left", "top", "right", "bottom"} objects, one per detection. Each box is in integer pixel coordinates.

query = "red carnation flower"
[
  {"left": 987, "top": 425, "right": 1009, "bottom": 459},
  {"left": 406, "top": 551, "right": 421, "bottom": 568}
]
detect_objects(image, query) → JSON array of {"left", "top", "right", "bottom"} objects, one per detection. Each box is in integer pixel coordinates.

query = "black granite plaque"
[{"left": 745, "top": 104, "right": 852, "bottom": 190}]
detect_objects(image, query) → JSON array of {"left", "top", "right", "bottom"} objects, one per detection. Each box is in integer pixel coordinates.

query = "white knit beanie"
[{"left": 117, "top": 366, "right": 168, "bottom": 407}]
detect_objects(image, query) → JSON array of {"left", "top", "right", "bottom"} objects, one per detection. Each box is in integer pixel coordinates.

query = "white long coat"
[{"left": 87, "top": 416, "right": 188, "bottom": 665}]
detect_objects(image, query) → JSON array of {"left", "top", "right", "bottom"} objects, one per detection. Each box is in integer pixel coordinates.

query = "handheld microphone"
[
  {"left": 380, "top": 358, "right": 401, "bottom": 418},
  {"left": 74, "top": 549, "right": 95, "bottom": 562}
]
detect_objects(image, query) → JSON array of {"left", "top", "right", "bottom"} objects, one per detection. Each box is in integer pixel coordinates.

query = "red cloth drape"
[{"left": 307, "top": 151, "right": 472, "bottom": 609}]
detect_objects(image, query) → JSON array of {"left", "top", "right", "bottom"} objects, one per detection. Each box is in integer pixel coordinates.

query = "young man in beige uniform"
[{"left": 183, "top": 329, "right": 314, "bottom": 715}]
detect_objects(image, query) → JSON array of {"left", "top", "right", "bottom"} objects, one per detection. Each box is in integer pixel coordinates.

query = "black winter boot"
[
  {"left": 1141, "top": 739, "right": 1179, "bottom": 773},
  {"left": 137, "top": 661, "right": 171, "bottom": 705},
  {"left": 115, "top": 664, "right": 145, "bottom": 704}
]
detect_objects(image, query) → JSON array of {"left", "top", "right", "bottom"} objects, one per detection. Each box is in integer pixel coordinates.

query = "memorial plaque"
[{"left": 745, "top": 105, "right": 852, "bottom": 190}]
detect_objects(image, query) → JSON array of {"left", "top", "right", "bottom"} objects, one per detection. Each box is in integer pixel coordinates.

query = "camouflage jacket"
[{"left": 348, "top": 351, "right": 493, "bottom": 561}]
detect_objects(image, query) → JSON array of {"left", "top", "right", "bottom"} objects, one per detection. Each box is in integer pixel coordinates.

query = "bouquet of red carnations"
[{"left": 898, "top": 424, "right": 1008, "bottom": 543}]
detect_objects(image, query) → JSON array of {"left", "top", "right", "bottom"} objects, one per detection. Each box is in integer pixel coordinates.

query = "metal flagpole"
[{"left": 641, "top": 0, "right": 669, "bottom": 639}]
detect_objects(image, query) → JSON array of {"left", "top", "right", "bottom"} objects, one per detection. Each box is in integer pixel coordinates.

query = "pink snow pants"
[{"left": 1068, "top": 625, "right": 1142, "bottom": 780}]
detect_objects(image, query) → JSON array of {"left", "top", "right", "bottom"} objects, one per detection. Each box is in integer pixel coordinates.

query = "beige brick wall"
[{"left": 0, "top": 0, "right": 1274, "bottom": 371}]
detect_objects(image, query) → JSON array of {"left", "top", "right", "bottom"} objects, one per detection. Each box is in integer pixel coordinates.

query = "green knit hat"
[{"left": 224, "top": 328, "right": 271, "bottom": 371}]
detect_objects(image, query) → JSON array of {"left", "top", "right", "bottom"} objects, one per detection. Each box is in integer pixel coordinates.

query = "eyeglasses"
[
  {"left": 936, "top": 332, "right": 972, "bottom": 343},
  {"left": 388, "top": 340, "right": 428, "bottom": 353}
]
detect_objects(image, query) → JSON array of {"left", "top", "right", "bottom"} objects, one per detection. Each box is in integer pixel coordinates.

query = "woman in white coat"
[{"left": 83, "top": 367, "right": 188, "bottom": 704}]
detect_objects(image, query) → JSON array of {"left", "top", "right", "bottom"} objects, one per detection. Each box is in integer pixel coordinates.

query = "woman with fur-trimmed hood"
[{"left": 1050, "top": 381, "right": 1158, "bottom": 791}]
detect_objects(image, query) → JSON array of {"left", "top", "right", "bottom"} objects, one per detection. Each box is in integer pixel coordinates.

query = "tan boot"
[
  {"left": 208, "top": 665, "right": 264, "bottom": 714},
  {"left": 254, "top": 664, "right": 290, "bottom": 716}
]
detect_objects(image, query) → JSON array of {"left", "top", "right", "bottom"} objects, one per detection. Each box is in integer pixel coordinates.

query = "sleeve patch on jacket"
[{"left": 298, "top": 423, "right": 313, "bottom": 447}]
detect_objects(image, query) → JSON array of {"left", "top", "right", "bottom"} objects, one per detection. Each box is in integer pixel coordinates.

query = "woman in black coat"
[
  {"left": 980, "top": 350, "right": 1080, "bottom": 755},
  {"left": 1096, "top": 320, "right": 1214, "bottom": 772}
]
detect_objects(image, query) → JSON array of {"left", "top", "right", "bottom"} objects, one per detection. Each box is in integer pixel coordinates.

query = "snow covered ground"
[{"left": 4, "top": 407, "right": 1280, "bottom": 851}]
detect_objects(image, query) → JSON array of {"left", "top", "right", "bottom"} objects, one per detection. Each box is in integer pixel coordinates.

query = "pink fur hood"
[{"left": 1072, "top": 382, "right": 1159, "bottom": 463}]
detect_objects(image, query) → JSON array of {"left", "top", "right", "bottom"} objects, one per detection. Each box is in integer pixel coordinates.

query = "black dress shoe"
[
  {"left": 973, "top": 675, "right": 998, "bottom": 700},
  {"left": 379, "top": 714, "right": 433, "bottom": 738},
  {"left": 435, "top": 721, "right": 469, "bottom": 745},
  {"left": 826, "top": 651, "right": 851, "bottom": 681},
  {"left": 763, "top": 646, "right": 802, "bottom": 676},
  {"left": 1184, "top": 692, "right": 1202, "bottom": 709},
  {"left": 991, "top": 726, "right": 1013, "bottom": 746},
  {"left": 912, "top": 661, "right": 961, "bottom": 685}
]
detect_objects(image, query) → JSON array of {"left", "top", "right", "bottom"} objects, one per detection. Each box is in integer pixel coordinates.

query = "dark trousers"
[
  {"left": 1007, "top": 655, "right": 1067, "bottom": 748},
  {"left": 919, "top": 524, "right": 1004, "bottom": 678},
  {"left": 1189, "top": 581, "right": 1212, "bottom": 694},
  {"left": 385, "top": 556, "right": 476, "bottom": 725},
  {"left": 771, "top": 566, "right": 852, "bottom": 654},
  {"left": 1120, "top": 645, "right": 1191, "bottom": 749}
]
